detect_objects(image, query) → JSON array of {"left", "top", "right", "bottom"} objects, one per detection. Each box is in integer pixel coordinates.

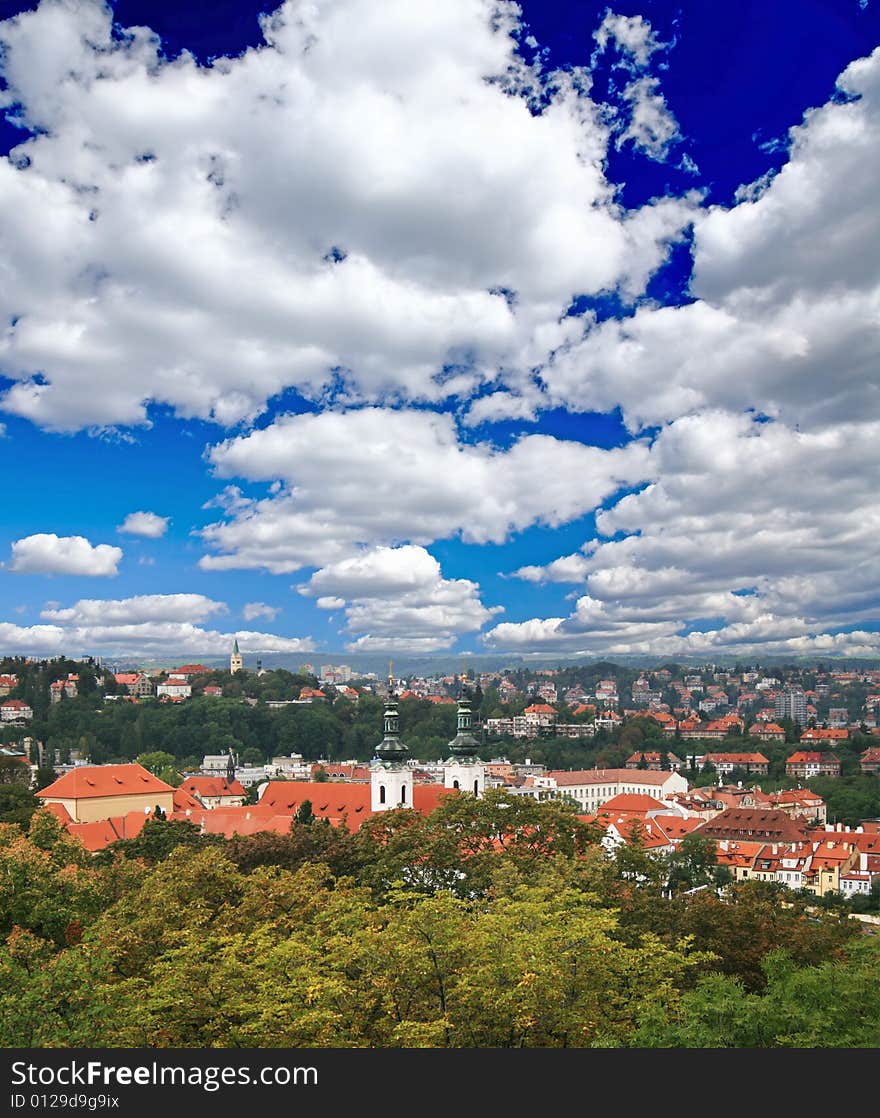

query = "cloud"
[
  {"left": 8, "top": 533, "right": 122, "bottom": 576},
  {"left": 242, "top": 601, "right": 280, "bottom": 621},
  {"left": 489, "top": 410, "right": 880, "bottom": 657},
  {"left": 118, "top": 510, "right": 170, "bottom": 537},
  {"left": 199, "top": 407, "right": 651, "bottom": 572},
  {"left": 593, "top": 11, "right": 667, "bottom": 70},
  {"left": 0, "top": 621, "right": 66, "bottom": 653},
  {"left": 0, "top": 0, "right": 694, "bottom": 432},
  {"left": 40, "top": 593, "right": 227, "bottom": 625},
  {"left": 299, "top": 544, "right": 502, "bottom": 651},
  {"left": 540, "top": 46, "right": 880, "bottom": 433},
  {"left": 0, "top": 592, "right": 312, "bottom": 657},
  {"left": 591, "top": 11, "right": 682, "bottom": 163},
  {"left": 615, "top": 76, "right": 682, "bottom": 161}
]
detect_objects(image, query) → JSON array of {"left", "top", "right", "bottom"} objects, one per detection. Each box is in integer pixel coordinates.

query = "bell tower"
[{"left": 371, "top": 667, "right": 413, "bottom": 811}]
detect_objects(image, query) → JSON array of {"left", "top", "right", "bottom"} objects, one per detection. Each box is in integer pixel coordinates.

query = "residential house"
[
  {"left": 1, "top": 698, "right": 32, "bottom": 722},
  {"left": 749, "top": 722, "right": 786, "bottom": 742},
  {"left": 700, "top": 751, "right": 770, "bottom": 775},
  {"left": 799, "top": 728, "right": 849, "bottom": 746},
  {"left": 785, "top": 751, "right": 842, "bottom": 779},
  {"left": 696, "top": 807, "right": 811, "bottom": 845},
  {"left": 157, "top": 679, "right": 192, "bottom": 701},
  {"left": 624, "top": 750, "right": 684, "bottom": 772},
  {"left": 859, "top": 747, "right": 880, "bottom": 774},
  {"left": 179, "top": 775, "right": 246, "bottom": 809}
]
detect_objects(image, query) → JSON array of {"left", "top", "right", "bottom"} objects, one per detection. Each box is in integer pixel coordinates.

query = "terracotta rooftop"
[{"left": 38, "top": 763, "right": 174, "bottom": 801}]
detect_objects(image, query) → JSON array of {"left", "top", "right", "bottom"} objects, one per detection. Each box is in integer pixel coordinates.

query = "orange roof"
[
  {"left": 181, "top": 776, "right": 246, "bottom": 799},
  {"left": 172, "top": 785, "right": 204, "bottom": 812},
  {"left": 42, "top": 801, "right": 73, "bottom": 824},
  {"left": 599, "top": 793, "right": 668, "bottom": 814},
  {"left": 703, "top": 752, "right": 769, "bottom": 764},
  {"left": 65, "top": 810, "right": 150, "bottom": 852},
  {"left": 178, "top": 806, "right": 295, "bottom": 838},
  {"left": 255, "top": 779, "right": 452, "bottom": 831},
  {"left": 787, "top": 751, "right": 840, "bottom": 764},
  {"left": 525, "top": 703, "right": 556, "bottom": 714},
  {"left": 651, "top": 815, "right": 705, "bottom": 840},
  {"left": 37, "top": 763, "right": 175, "bottom": 801},
  {"left": 800, "top": 728, "right": 849, "bottom": 740}
]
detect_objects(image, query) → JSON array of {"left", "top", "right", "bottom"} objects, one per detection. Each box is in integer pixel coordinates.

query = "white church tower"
[
  {"left": 443, "top": 686, "right": 485, "bottom": 796},
  {"left": 230, "top": 638, "right": 243, "bottom": 675},
  {"left": 370, "top": 684, "right": 413, "bottom": 812}
]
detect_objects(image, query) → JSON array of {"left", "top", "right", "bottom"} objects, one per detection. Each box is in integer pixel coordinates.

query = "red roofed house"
[
  {"left": 524, "top": 703, "right": 557, "bottom": 729},
  {"left": 786, "top": 751, "right": 842, "bottom": 779},
  {"left": 750, "top": 722, "right": 786, "bottom": 742},
  {"left": 700, "top": 752, "right": 769, "bottom": 775},
  {"left": 170, "top": 664, "right": 211, "bottom": 679},
  {"left": 625, "top": 751, "right": 685, "bottom": 772},
  {"left": 203, "top": 685, "right": 223, "bottom": 697},
  {"left": 0, "top": 674, "right": 17, "bottom": 697},
  {"left": 696, "top": 808, "right": 811, "bottom": 845},
  {"left": 114, "top": 673, "right": 154, "bottom": 698},
  {"left": 37, "top": 763, "right": 175, "bottom": 823},
  {"left": 179, "top": 775, "right": 246, "bottom": 809},
  {"left": 754, "top": 787, "right": 827, "bottom": 825},
  {"left": 799, "top": 728, "right": 849, "bottom": 745},
  {"left": 860, "top": 747, "right": 880, "bottom": 774},
  {"left": 1, "top": 698, "right": 33, "bottom": 722},
  {"left": 157, "top": 679, "right": 192, "bottom": 700}
]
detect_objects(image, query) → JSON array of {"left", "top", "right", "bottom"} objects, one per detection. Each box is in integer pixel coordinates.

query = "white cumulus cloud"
[
  {"left": 299, "top": 544, "right": 502, "bottom": 651},
  {"left": 118, "top": 511, "right": 170, "bottom": 537},
  {"left": 8, "top": 533, "right": 122, "bottom": 576},
  {"left": 199, "top": 407, "right": 651, "bottom": 573},
  {"left": 242, "top": 601, "right": 280, "bottom": 621},
  {"left": 0, "top": 0, "right": 693, "bottom": 433}
]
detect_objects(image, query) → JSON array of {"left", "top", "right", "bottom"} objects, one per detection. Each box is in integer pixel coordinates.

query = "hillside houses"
[
  {"left": 786, "top": 751, "right": 842, "bottom": 779},
  {"left": 699, "top": 752, "right": 770, "bottom": 776}
]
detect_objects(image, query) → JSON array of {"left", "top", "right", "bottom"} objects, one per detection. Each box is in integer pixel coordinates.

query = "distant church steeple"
[{"left": 230, "top": 638, "right": 243, "bottom": 675}]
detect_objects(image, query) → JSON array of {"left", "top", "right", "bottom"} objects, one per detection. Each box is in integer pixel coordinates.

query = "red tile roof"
[
  {"left": 65, "top": 810, "right": 150, "bottom": 852},
  {"left": 37, "top": 763, "right": 174, "bottom": 801},
  {"left": 599, "top": 793, "right": 669, "bottom": 814},
  {"left": 546, "top": 768, "right": 677, "bottom": 787},
  {"left": 180, "top": 776, "right": 246, "bottom": 799}
]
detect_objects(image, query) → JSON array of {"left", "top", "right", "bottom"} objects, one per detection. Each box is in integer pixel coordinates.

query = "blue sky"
[{"left": 1, "top": 0, "right": 879, "bottom": 665}]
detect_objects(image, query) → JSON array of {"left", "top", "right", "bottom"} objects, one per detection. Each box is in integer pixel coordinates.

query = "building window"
[
  {"left": 453, "top": 779, "right": 460, "bottom": 790},
  {"left": 473, "top": 779, "right": 479, "bottom": 795},
  {"left": 401, "top": 785, "right": 407, "bottom": 804},
  {"left": 379, "top": 785, "right": 386, "bottom": 805}
]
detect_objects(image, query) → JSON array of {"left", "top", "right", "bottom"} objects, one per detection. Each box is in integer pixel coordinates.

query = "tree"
[
  {"left": 0, "top": 784, "right": 39, "bottom": 828},
  {"left": 665, "top": 833, "right": 721, "bottom": 895},
  {"left": 96, "top": 819, "right": 224, "bottom": 866},
  {"left": 294, "top": 799, "right": 315, "bottom": 826},
  {"left": 0, "top": 757, "right": 30, "bottom": 786},
  {"left": 135, "top": 750, "right": 181, "bottom": 788}
]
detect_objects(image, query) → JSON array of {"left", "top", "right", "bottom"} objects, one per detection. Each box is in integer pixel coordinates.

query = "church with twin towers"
[{"left": 371, "top": 674, "right": 486, "bottom": 812}]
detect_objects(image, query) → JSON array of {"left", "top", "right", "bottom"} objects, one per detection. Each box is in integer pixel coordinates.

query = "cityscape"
[{"left": 0, "top": 0, "right": 879, "bottom": 1064}]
